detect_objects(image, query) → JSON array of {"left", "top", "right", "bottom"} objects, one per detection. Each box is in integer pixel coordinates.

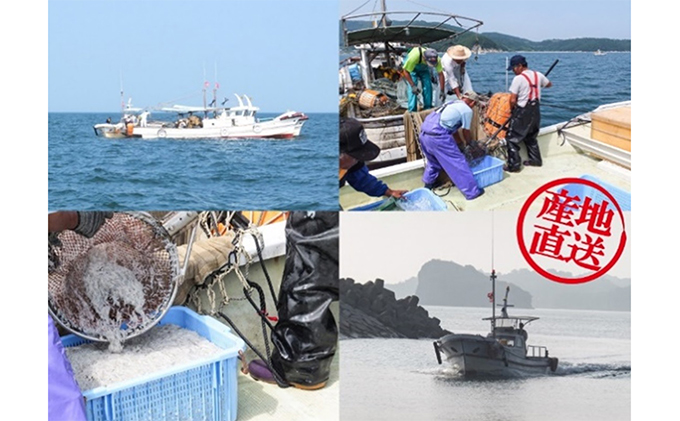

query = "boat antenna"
[
  {"left": 203, "top": 63, "right": 208, "bottom": 117},
  {"left": 213, "top": 62, "right": 219, "bottom": 116},
  {"left": 120, "top": 70, "right": 125, "bottom": 115}
]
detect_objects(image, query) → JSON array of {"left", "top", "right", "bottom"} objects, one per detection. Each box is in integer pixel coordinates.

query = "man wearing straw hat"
[{"left": 442, "top": 45, "right": 474, "bottom": 100}]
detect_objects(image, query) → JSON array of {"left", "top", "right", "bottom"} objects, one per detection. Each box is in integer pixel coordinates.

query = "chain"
[{"left": 189, "top": 219, "right": 268, "bottom": 316}]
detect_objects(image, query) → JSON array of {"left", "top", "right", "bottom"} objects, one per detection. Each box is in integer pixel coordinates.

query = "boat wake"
[
  {"left": 421, "top": 361, "right": 630, "bottom": 381},
  {"left": 552, "top": 362, "right": 630, "bottom": 378}
]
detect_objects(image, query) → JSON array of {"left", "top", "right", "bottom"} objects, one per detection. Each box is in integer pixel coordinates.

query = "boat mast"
[
  {"left": 203, "top": 64, "right": 208, "bottom": 118},
  {"left": 213, "top": 62, "right": 219, "bottom": 117},
  {"left": 491, "top": 211, "right": 496, "bottom": 337},
  {"left": 380, "top": 0, "right": 388, "bottom": 27},
  {"left": 380, "top": 0, "right": 394, "bottom": 70},
  {"left": 491, "top": 270, "right": 496, "bottom": 337}
]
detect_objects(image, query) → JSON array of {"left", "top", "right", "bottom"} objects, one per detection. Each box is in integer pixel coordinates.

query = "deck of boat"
[
  {"left": 237, "top": 347, "right": 339, "bottom": 420},
  {"left": 340, "top": 121, "right": 631, "bottom": 212}
]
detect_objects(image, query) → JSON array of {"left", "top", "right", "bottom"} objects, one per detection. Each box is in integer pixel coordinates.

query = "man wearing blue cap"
[
  {"left": 504, "top": 55, "right": 552, "bottom": 172},
  {"left": 401, "top": 47, "right": 446, "bottom": 112}
]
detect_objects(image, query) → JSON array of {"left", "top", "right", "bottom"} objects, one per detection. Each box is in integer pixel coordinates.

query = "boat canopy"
[
  {"left": 341, "top": 11, "right": 483, "bottom": 46},
  {"left": 483, "top": 316, "right": 539, "bottom": 328}
]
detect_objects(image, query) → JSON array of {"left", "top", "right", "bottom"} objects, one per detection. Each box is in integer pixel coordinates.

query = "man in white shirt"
[
  {"left": 442, "top": 45, "right": 473, "bottom": 100},
  {"left": 504, "top": 55, "right": 552, "bottom": 172}
]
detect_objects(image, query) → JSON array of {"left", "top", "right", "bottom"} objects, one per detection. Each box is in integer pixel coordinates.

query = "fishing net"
[
  {"left": 462, "top": 139, "right": 489, "bottom": 167},
  {"left": 48, "top": 212, "right": 181, "bottom": 348}
]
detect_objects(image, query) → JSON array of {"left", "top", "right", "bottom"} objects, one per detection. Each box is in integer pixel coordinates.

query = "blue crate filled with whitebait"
[{"left": 61, "top": 306, "right": 245, "bottom": 421}]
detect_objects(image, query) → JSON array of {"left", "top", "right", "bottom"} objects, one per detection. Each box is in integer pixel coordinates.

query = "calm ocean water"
[
  {"left": 340, "top": 306, "right": 630, "bottom": 421},
  {"left": 463, "top": 52, "right": 631, "bottom": 126},
  {"left": 48, "top": 112, "right": 338, "bottom": 211}
]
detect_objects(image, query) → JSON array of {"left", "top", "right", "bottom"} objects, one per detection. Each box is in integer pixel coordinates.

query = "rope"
[
  {"left": 216, "top": 311, "right": 289, "bottom": 388},
  {"left": 343, "top": 0, "right": 373, "bottom": 17}
]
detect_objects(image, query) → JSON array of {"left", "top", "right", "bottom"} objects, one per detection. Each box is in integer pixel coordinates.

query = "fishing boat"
[
  {"left": 93, "top": 94, "right": 308, "bottom": 140},
  {"left": 433, "top": 271, "right": 558, "bottom": 377},
  {"left": 594, "top": 49, "right": 607, "bottom": 56},
  {"left": 339, "top": 0, "right": 484, "bottom": 167},
  {"left": 340, "top": 101, "right": 632, "bottom": 211}
]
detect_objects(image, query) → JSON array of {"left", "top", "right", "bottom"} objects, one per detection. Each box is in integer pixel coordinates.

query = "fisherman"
[
  {"left": 401, "top": 47, "right": 446, "bottom": 112},
  {"left": 48, "top": 211, "right": 113, "bottom": 421},
  {"left": 339, "top": 118, "right": 408, "bottom": 200},
  {"left": 187, "top": 111, "right": 202, "bottom": 128},
  {"left": 418, "top": 92, "right": 485, "bottom": 200},
  {"left": 139, "top": 110, "right": 150, "bottom": 127},
  {"left": 504, "top": 54, "right": 553, "bottom": 172},
  {"left": 442, "top": 45, "right": 474, "bottom": 100}
]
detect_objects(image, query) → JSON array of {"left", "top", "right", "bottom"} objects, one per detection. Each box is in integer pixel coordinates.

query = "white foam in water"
[{"left": 65, "top": 324, "right": 225, "bottom": 391}]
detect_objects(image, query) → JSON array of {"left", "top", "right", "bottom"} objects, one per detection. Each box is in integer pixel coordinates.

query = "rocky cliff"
[{"left": 340, "top": 278, "right": 449, "bottom": 339}]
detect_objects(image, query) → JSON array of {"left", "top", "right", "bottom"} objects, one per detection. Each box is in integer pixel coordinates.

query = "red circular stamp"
[{"left": 517, "top": 178, "right": 627, "bottom": 284}]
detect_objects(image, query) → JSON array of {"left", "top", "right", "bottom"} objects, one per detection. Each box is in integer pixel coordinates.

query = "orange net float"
[{"left": 483, "top": 93, "right": 513, "bottom": 139}]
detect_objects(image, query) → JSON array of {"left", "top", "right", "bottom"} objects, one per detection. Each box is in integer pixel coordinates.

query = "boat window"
[
  {"left": 236, "top": 110, "right": 244, "bottom": 116},
  {"left": 498, "top": 337, "right": 515, "bottom": 347}
]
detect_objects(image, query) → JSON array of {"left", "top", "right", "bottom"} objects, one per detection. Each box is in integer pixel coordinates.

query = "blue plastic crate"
[
  {"left": 61, "top": 306, "right": 245, "bottom": 421},
  {"left": 470, "top": 155, "right": 505, "bottom": 188},
  {"left": 351, "top": 187, "right": 447, "bottom": 211},
  {"left": 560, "top": 174, "right": 631, "bottom": 211}
]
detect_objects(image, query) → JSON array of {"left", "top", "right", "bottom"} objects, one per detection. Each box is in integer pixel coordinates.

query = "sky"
[
  {"left": 340, "top": 0, "right": 631, "bottom": 41},
  {"left": 340, "top": 211, "right": 632, "bottom": 284},
  {"left": 48, "top": 0, "right": 339, "bottom": 113}
]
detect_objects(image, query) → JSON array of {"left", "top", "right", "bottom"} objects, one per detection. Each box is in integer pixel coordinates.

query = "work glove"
[
  {"left": 439, "top": 91, "right": 446, "bottom": 102},
  {"left": 411, "top": 86, "right": 421, "bottom": 96},
  {"left": 74, "top": 211, "right": 114, "bottom": 238},
  {"left": 48, "top": 233, "right": 61, "bottom": 272}
]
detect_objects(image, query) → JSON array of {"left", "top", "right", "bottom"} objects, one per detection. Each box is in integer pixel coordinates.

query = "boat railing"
[{"left": 527, "top": 345, "right": 549, "bottom": 358}]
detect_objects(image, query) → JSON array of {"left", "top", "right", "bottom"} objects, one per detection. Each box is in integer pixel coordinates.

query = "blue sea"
[
  {"left": 462, "top": 51, "right": 631, "bottom": 126},
  {"left": 340, "top": 306, "right": 630, "bottom": 421},
  {"left": 48, "top": 112, "right": 338, "bottom": 211}
]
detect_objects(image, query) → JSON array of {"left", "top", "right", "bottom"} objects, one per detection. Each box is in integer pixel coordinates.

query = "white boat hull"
[
  {"left": 93, "top": 123, "right": 128, "bottom": 138},
  {"left": 94, "top": 109, "right": 308, "bottom": 140},
  {"left": 435, "top": 333, "right": 557, "bottom": 377},
  {"left": 132, "top": 118, "right": 304, "bottom": 140}
]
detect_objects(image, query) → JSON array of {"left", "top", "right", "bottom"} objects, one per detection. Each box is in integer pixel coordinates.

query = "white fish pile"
[{"left": 65, "top": 324, "right": 225, "bottom": 391}]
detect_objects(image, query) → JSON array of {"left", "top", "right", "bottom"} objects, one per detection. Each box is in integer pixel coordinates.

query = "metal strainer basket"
[{"left": 48, "top": 212, "right": 189, "bottom": 344}]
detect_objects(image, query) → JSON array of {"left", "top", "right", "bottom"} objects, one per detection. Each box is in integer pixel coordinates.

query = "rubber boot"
[
  {"left": 269, "top": 211, "right": 339, "bottom": 390},
  {"left": 504, "top": 140, "right": 522, "bottom": 172},
  {"left": 523, "top": 132, "right": 543, "bottom": 166}
]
